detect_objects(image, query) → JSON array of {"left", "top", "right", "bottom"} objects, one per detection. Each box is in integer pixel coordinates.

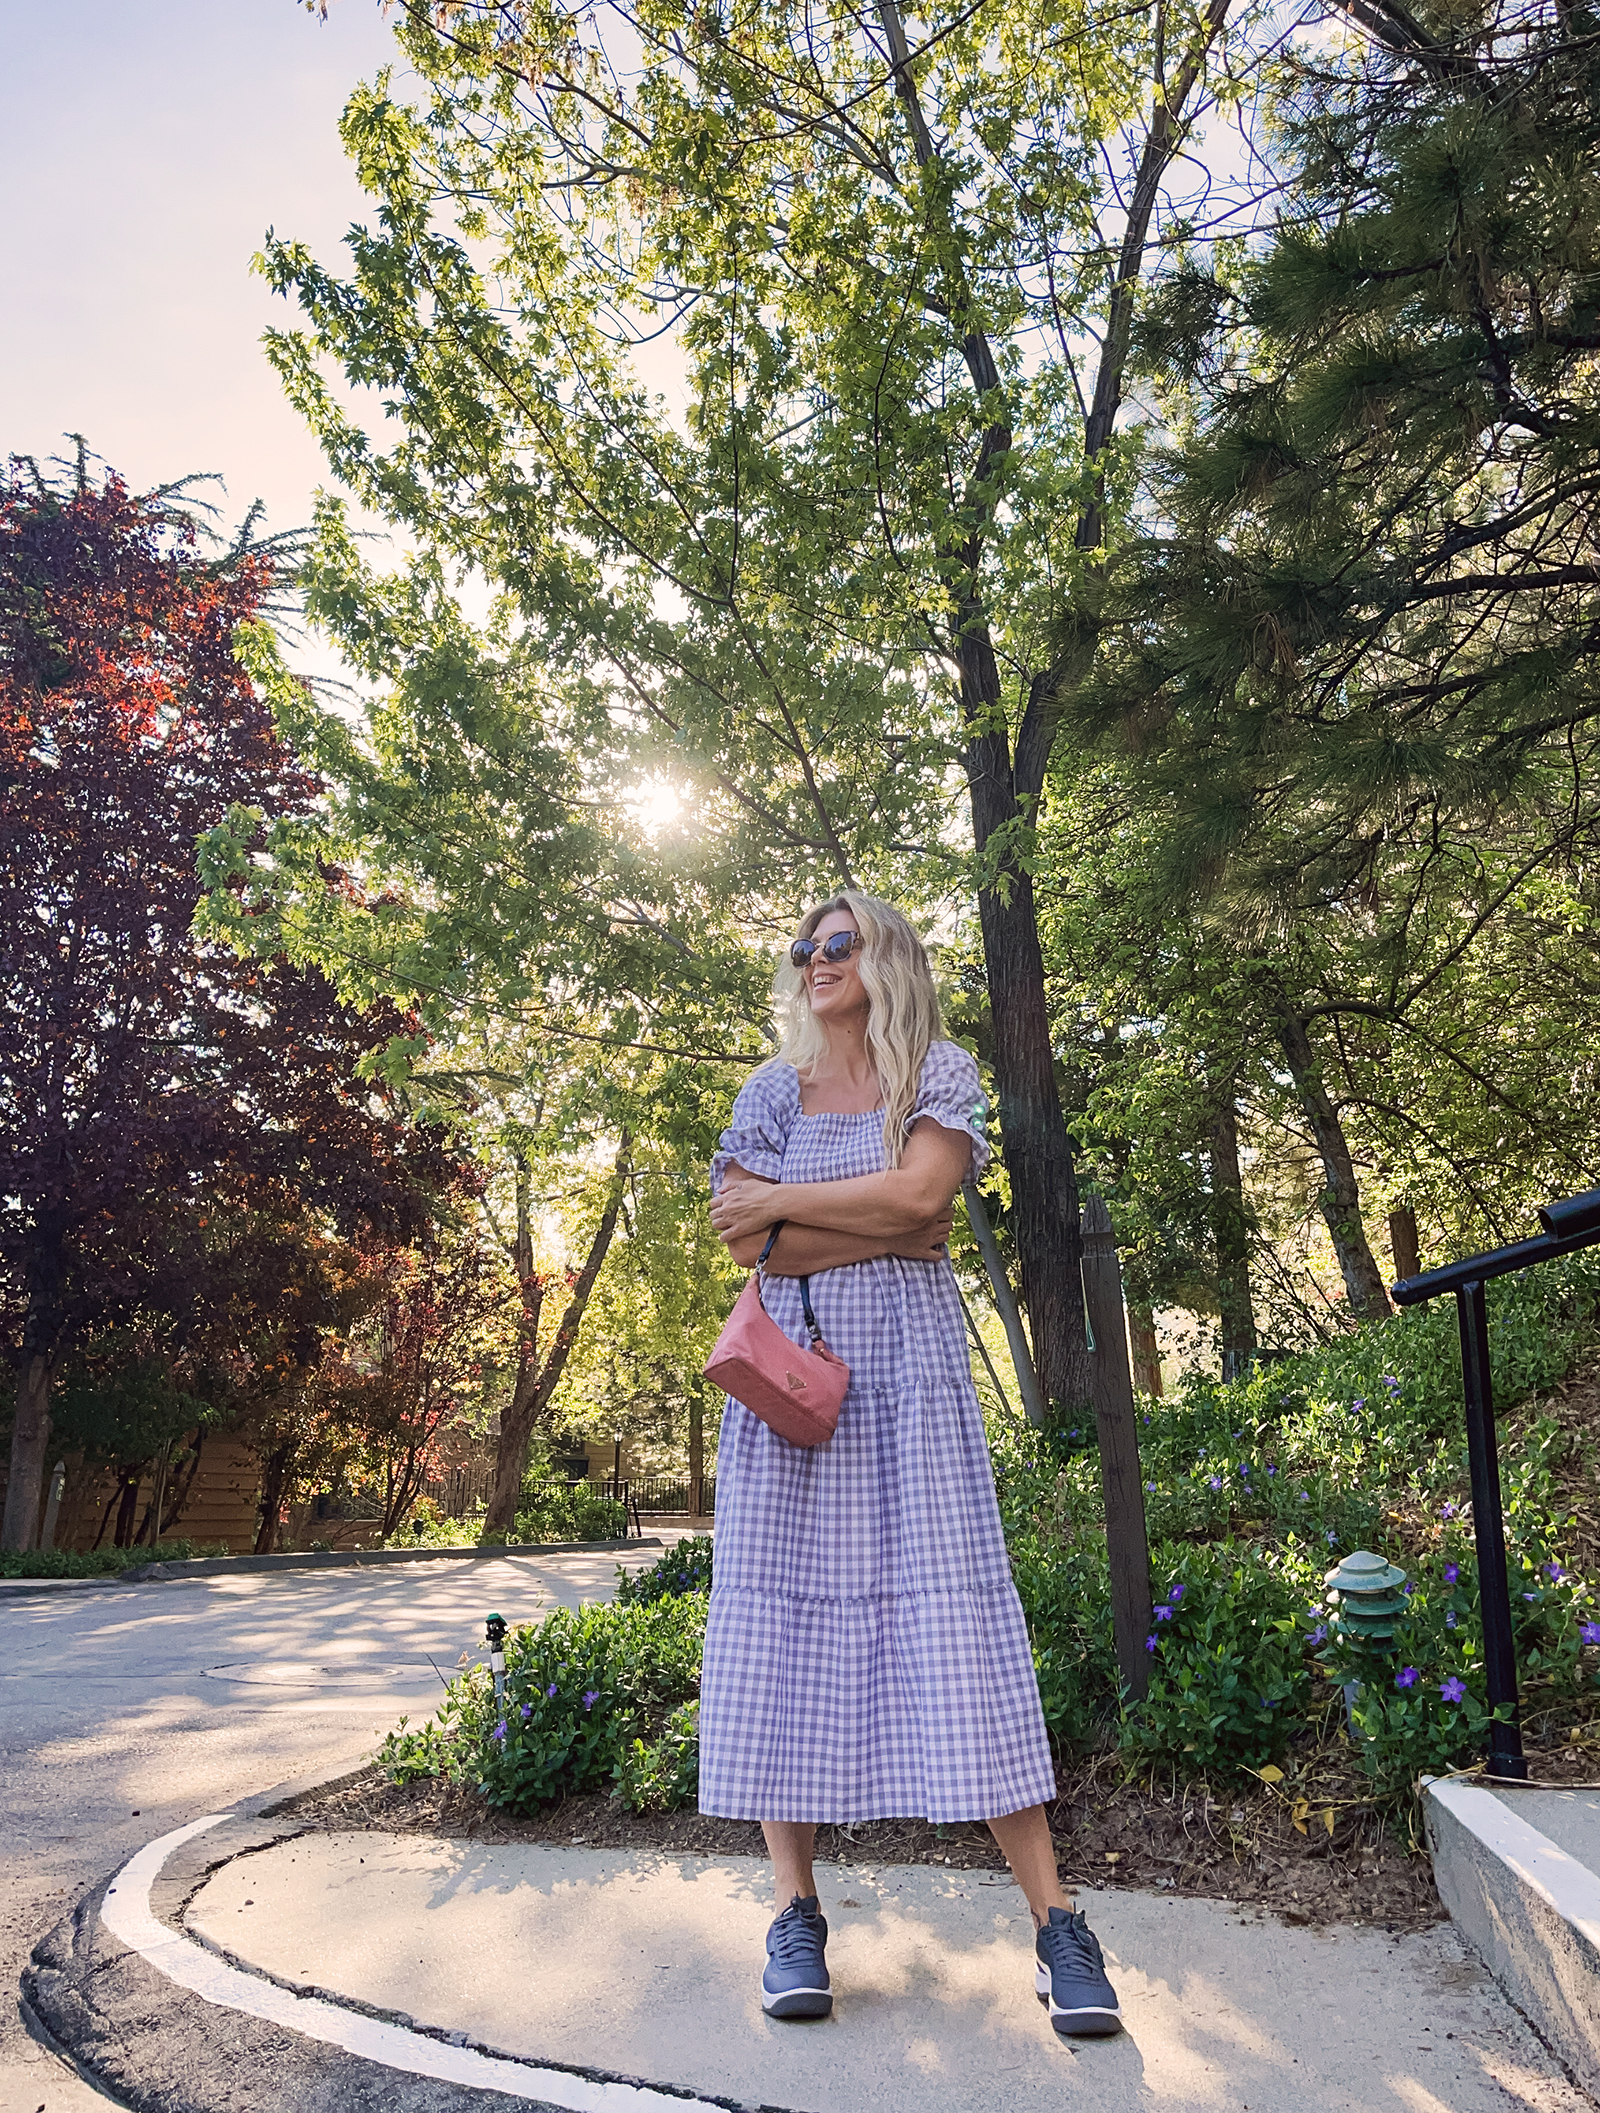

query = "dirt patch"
[{"left": 280, "top": 1746, "right": 1444, "bottom": 1934}]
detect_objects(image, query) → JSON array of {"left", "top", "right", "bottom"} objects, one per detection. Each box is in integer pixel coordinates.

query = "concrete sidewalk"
[{"left": 158, "top": 1827, "right": 1588, "bottom": 2113}]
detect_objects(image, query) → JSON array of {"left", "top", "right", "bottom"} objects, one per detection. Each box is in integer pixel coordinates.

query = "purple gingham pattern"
[{"left": 700, "top": 1042, "right": 1057, "bottom": 1823}]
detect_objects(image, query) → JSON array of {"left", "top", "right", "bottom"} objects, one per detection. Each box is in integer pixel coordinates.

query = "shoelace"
[
  {"left": 769, "top": 1910, "right": 824, "bottom": 1966},
  {"left": 1039, "top": 1916, "right": 1104, "bottom": 1975}
]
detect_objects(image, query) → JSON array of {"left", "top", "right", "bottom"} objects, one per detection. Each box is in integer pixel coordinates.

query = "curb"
[
  {"left": 23, "top": 1795, "right": 797, "bottom": 2113},
  {"left": 0, "top": 1538, "right": 662, "bottom": 1596},
  {"left": 1424, "top": 1775, "right": 1600, "bottom": 2095}
]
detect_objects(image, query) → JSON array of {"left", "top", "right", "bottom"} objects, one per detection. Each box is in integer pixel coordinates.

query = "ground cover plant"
[
  {"left": 376, "top": 1253, "right": 1600, "bottom": 1847},
  {"left": 0, "top": 1537, "right": 226, "bottom": 1581}
]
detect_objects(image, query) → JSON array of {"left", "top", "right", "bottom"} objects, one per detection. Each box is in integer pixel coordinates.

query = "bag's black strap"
[{"left": 756, "top": 1222, "right": 823, "bottom": 1343}]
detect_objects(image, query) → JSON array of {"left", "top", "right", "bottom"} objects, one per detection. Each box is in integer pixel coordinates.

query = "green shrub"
[
  {"left": 511, "top": 1482, "right": 627, "bottom": 1545},
  {"left": 0, "top": 1537, "right": 220, "bottom": 1580},
  {"left": 377, "top": 1594, "right": 707, "bottom": 1812},
  {"left": 615, "top": 1534, "right": 714, "bottom": 1604},
  {"left": 1124, "top": 1547, "right": 1313, "bottom": 1773},
  {"left": 616, "top": 1699, "right": 701, "bottom": 1811}
]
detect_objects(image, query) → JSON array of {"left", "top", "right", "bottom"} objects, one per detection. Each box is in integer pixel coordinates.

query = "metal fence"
[
  {"left": 413, "top": 1466, "right": 715, "bottom": 1523},
  {"left": 420, "top": 1461, "right": 497, "bottom": 1520},
  {"left": 625, "top": 1476, "right": 715, "bottom": 1515}
]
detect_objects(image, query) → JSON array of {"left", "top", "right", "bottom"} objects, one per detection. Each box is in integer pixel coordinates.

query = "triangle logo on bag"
[{"left": 785, "top": 1371, "right": 808, "bottom": 1391}]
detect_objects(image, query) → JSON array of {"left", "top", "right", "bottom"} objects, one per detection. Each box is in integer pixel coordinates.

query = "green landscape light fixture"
[
  {"left": 1325, "top": 1550, "right": 1409, "bottom": 1646},
  {"left": 485, "top": 1612, "right": 508, "bottom": 1711}
]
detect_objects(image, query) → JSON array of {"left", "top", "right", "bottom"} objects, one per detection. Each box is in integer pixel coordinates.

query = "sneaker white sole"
[
  {"left": 1035, "top": 1960, "right": 1122, "bottom": 2036},
  {"left": 762, "top": 1983, "right": 833, "bottom": 2019}
]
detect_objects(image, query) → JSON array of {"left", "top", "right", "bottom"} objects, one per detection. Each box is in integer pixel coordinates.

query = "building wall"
[{"left": 48, "top": 1433, "right": 263, "bottom": 1555}]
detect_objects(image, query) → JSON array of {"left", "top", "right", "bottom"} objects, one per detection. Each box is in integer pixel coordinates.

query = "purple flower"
[
  {"left": 1170, "top": 1584, "right": 1186, "bottom": 1602},
  {"left": 1442, "top": 1503, "right": 1458, "bottom": 1520},
  {"left": 1444, "top": 1563, "right": 1460, "bottom": 1585},
  {"left": 583, "top": 1689, "right": 599, "bottom": 1710},
  {"left": 520, "top": 1702, "right": 532, "bottom": 1719},
  {"left": 1544, "top": 1563, "right": 1566, "bottom": 1583},
  {"left": 1401, "top": 1580, "right": 1415, "bottom": 1595},
  {"left": 1396, "top": 1668, "right": 1419, "bottom": 1689},
  {"left": 1298, "top": 1491, "right": 1310, "bottom": 1503},
  {"left": 1154, "top": 1603, "right": 1173, "bottom": 1621},
  {"left": 1146, "top": 1634, "right": 1159, "bottom": 1652},
  {"left": 1446, "top": 1611, "right": 1458, "bottom": 1628},
  {"left": 1208, "top": 1475, "right": 1223, "bottom": 1491},
  {"left": 1145, "top": 1481, "right": 1156, "bottom": 1493},
  {"left": 1582, "top": 1623, "right": 1600, "bottom": 1646},
  {"left": 1352, "top": 1398, "right": 1366, "bottom": 1411},
  {"left": 1525, "top": 1592, "right": 1538, "bottom": 1601},
  {"left": 492, "top": 1720, "right": 507, "bottom": 1742},
  {"left": 1440, "top": 1677, "right": 1466, "bottom": 1704},
  {"left": 1327, "top": 1530, "right": 1339, "bottom": 1546},
  {"left": 1383, "top": 1376, "right": 1400, "bottom": 1392},
  {"left": 1142, "top": 1414, "right": 1151, "bottom": 1426},
  {"left": 546, "top": 1682, "right": 558, "bottom": 1697},
  {"left": 1309, "top": 1623, "right": 1328, "bottom": 1646},
  {"left": 1239, "top": 1464, "right": 1251, "bottom": 1479},
  {"left": 1267, "top": 1464, "right": 1278, "bottom": 1477}
]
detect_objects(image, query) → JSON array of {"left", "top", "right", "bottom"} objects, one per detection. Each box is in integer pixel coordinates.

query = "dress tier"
[{"left": 700, "top": 1040, "right": 1057, "bottom": 1823}]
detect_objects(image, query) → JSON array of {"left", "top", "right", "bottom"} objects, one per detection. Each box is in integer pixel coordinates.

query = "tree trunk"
[
  {"left": 1389, "top": 1205, "right": 1421, "bottom": 1286},
  {"left": 1268, "top": 990, "right": 1391, "bottom": 1320},
  {"left": 155, "top": 1430, "right": 204, "bottom": 1539},
  {"left": 973, "top": 873, "right": 1093, "bottom": 1411},
  {"left": 2, "top": 1352, "right": 55, "bottom": 1552},
  {"left": 113, "top": 1473, "right": 141, "bottom": 1549},
  {"left": 483, "top": 1139, "right": 632, "bottom": 1538},
  {"left": 688, "top": 1380, "right": 705, "bottom": 1517},
  {"left": 1128, "top": 1305, "right": 1163, "bottom": 1398},
  {"left": 255, "top": 1442, "right": 293, "bottom": 1554},
  {"left": 1209, "top": 1096, "right": 1259, "bottom": 1382},
  {"left": 961, "top": 1181, "right": 1049, "bottom": 1427},
  {"left": 1080, "top": 1196, "right": 1152, "bottom": 1699}
]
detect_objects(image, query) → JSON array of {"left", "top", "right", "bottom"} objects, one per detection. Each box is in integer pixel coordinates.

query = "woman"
[{"left": 706, "top": 891, "right": 1121, "bottom": 2037}]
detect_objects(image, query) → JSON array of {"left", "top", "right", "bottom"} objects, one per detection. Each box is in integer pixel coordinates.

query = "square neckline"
[{"left": 782, "top": 1060, "right": 885, "bottom": 1121}]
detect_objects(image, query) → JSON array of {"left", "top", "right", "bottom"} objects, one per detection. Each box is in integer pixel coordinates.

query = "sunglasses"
[{"left": 790, "top": 930, "right": 863, "bottom": 970}]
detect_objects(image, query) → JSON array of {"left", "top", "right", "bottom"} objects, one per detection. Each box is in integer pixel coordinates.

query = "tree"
[
  {"left": 0, "top": 458, "right": 457, "bottom": 1549},
  {"left": 1070, "top": 0, "right": 1600, "bottom": 936},
  {"left": 267, "top": 0, "right": 1266, "bottom": 1408}
]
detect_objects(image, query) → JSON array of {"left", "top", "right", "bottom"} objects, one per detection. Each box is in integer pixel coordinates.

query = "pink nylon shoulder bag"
[{"left": 703, "top": 1225, "right": 849, "bottom": 1447}]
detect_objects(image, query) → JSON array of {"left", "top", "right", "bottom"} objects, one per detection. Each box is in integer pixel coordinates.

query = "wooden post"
[{"left": 1081, "top": 1195, "right": 1153, "bottom": 1701}]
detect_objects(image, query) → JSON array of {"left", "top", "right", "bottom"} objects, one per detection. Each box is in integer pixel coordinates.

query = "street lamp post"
[{"left": 1393, "top": 1184, "right": 1600, "bottom": 1782}]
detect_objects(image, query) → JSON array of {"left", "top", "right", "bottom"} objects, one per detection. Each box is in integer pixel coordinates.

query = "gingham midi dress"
[{"left": 699, "top": 1040, "right": 1057, "bottom": 1824}]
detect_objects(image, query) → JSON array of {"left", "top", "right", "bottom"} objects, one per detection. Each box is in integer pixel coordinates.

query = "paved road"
[{"left": 0, "top": 1548, "right": 667, "bottom": 2112}]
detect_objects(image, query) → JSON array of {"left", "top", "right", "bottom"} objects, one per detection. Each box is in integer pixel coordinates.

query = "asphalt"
[{"left": 1, "top": 1544, "right": 670, "bottom": 2112}]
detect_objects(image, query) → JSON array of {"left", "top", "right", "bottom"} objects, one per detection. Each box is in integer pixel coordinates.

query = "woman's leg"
[
  {"left": 987, "top": 1804, "right": 1075, "bottom": 1927},
  {"left": 762, "top": 1820, "right": 819, "bottom": 1905}
]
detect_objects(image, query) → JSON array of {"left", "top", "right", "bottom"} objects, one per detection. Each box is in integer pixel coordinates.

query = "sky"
[{"left": 2, "top": 0, "right": 404, "bottom": 660}]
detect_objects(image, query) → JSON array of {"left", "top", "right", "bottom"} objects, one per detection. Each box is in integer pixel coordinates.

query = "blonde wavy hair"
[{"left": 770, "top": 890, "right": 943, "bottom": 1169}]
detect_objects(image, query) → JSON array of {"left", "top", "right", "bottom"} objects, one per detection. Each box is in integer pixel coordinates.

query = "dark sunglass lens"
[
  {"left": 789, "top": 939, "right": 816, "bottom": 968},
  {"left": 822, "top": 932, "right": 857, "bottom": 963}
]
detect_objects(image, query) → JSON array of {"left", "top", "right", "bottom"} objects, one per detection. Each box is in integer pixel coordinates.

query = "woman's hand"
[
  {"left": 890, "top": 1210, "right": 954, "bottom": 1259},
  {"left": 709, "top": 1174, "right": 784, "bottom": 1244}
]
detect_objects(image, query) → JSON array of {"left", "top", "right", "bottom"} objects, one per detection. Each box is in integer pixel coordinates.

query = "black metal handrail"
[{"left": 1392, "top": 1186, "right": 1600, "bottom": 1780}]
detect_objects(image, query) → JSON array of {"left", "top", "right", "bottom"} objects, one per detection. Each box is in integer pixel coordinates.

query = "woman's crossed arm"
[{"left": 711, "top": 1120, "right": 972, "bottom": 1255}]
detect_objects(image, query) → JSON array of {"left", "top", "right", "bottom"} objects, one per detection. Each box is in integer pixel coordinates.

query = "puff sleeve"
[
  {"left": 904, "top": 1040, "right": 992, "bottom": 1183},
  {"left": 710, "top": 1064, "right": 799, "bottom": 1195}
]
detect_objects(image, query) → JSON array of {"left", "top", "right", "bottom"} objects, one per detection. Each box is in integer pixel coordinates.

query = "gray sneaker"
[
  {"left": 1035, "top": 1906, "right": 1122, "bottom": 2035},
  {"left": 761, "top": 1894, "right": 832, "bottom": 2019}
]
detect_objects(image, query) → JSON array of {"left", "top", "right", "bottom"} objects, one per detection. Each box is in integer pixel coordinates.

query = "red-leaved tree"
[{"left": 0, "top": 456, "right": 457, "bottom": 1548}]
